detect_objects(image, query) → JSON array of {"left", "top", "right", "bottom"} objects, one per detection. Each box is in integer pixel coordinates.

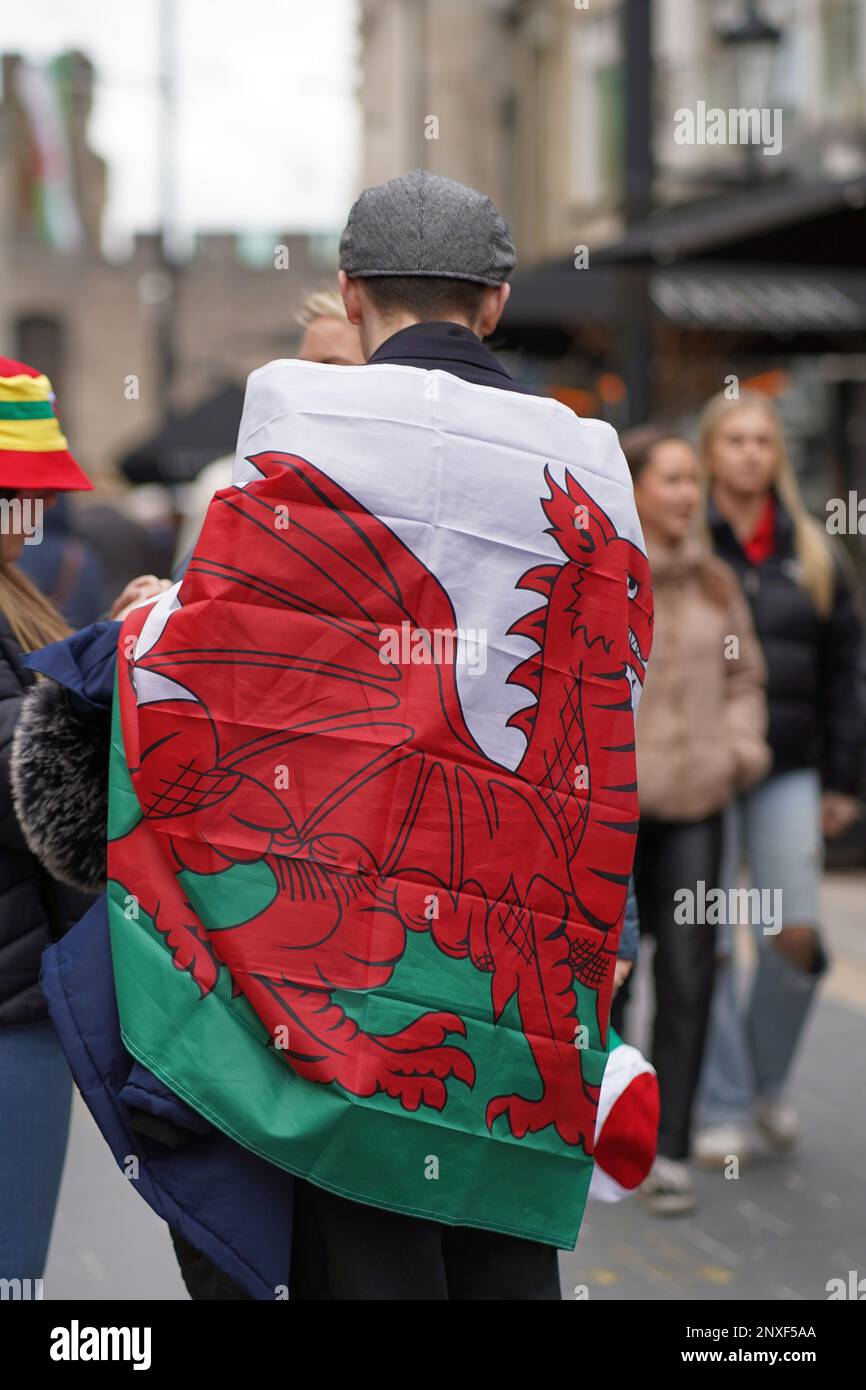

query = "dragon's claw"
[
  {"left": 371, "top": 1040, "right": 476, "bottom": 1111},
  {"left": 486, "top": 1092, "right": 593, "bottom": 1150}
]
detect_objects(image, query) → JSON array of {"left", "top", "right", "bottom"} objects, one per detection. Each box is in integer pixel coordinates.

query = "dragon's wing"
[{"left": 133, "top": 451, "right": 491, "bottom": 871}]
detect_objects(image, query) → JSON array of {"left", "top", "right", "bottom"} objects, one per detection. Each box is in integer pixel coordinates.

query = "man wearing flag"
[{"left": 12, "top": 171, "right": 654, "bottom": 1300}]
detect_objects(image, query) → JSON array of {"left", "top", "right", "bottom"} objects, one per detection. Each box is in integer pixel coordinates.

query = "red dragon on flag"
[{"left": 110, "top": 449, "right": 652, "bottom": 1161}]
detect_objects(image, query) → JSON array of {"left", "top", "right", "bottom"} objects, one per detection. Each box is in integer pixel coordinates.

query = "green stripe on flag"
[
  {"left": 0, "top": 401, "right": 54, "bottom": 419},
  {"left": 105, "top": 689, "right": 605, "bottom": 1248}
]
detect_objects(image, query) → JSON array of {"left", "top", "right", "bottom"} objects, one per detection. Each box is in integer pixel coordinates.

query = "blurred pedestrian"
[
  {"left": 693, "top": 391, "right": 863, "bottom": 1165},
  {"left": 172, "top": 287, "right": 364, "bottom": 570},
  {"left": 0, "top": 357, "right": 169, "bottom": 1286},
  {"left": 615, "top": 425, "right": 770, "bottom": 1215},
  {"left": 16, "top": 493, "right": 107, "bottom": 628},
  {"left": 73, "top": 491, "right": 176, "bottom": 605},
  {"left": 296, "top": 287, "right": 366, "bottom": 367},
  {"left": 0, "top": 359, "right": 99, "bottom": 1286}
]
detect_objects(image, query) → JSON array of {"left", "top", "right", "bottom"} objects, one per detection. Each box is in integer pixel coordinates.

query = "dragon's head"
[
  {"left": 507, "top": 467, "right": 653, "bottom": 739},
  {"left": 545, "top": 467, "right": 652, "bottom": 682}
]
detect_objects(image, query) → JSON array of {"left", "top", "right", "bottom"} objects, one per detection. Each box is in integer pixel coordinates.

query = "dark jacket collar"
[
  {"left": 708, "top": 487, "right": 793, "bottom": 562},
  {"left": 367, "top": 320, "right": 526, "bottom": 393}
]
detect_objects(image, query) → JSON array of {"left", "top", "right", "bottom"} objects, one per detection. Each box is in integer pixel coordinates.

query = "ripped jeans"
[{"left": 696, "top": 768, "right": 829, "bottom": 1127}]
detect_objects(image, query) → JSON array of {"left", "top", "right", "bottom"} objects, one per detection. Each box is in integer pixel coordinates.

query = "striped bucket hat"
[{"left": 0, "top": 357, "right": 92, "bottom": 491}]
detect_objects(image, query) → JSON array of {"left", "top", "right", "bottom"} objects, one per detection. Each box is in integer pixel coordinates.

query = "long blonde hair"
[
  {"left": 698, "top": 391, "right": 834, "bottom": 618},
  {"left": 296, "top": 287, "right": 349, "bottom": 327},
  {"left": 0, "top": 552, "right": 71, "bottom": 652}
]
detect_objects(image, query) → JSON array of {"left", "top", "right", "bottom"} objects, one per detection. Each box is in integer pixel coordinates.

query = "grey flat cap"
[{"left": 339, "top": 169, "right": 516, "bottom": 286}]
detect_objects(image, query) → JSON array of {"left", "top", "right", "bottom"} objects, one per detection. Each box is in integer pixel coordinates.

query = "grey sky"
[{"left": 2, "top": 0, "right": 360, "bottom": 250}]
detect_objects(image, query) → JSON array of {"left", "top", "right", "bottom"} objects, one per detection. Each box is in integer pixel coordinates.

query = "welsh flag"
[{"left": 107, "top": 360, "right": 652, "bottom": 1247}]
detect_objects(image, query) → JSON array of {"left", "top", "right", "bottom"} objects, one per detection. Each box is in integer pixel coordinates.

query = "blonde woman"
[
  {"left": 694, "top": 391, "right": 863, "bottom": 1165},
  {"left": 172, "top": 286, "right": 364, "bottom": 569}
]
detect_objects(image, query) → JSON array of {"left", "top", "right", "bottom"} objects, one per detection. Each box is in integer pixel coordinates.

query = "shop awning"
[{"left": 503, "top": 175, "right": 866, "bottom": 338}]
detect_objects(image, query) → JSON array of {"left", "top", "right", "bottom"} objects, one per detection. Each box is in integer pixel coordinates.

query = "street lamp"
[{"left": 717, "top": 2, "right": 783, "bottom": 118}]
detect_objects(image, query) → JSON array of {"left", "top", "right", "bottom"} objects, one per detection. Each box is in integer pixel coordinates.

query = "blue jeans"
[
  {"left": 697, "top": 769, "right": 827, "bottom": 1127},
  {"left": 0, "top": 1020, "right": 72, "bottom": 1282}
]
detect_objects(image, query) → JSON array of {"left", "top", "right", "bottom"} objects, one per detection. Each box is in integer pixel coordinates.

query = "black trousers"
[
  {"left": 611, "top": 814, "right": 722, "bottom": 1161},
  {"left": 289, "top": 1180, "right": 562, "bottom": 1300},
  {"left": 170, "top": 1229, "right": 251, "bottom": 1300},
  {"left": 170, "top": 1184, "right": 560, "bottom": 1301}
]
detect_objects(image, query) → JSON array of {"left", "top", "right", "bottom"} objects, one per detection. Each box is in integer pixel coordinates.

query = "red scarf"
[{"left": 742, "top": 493, "right": 776, "bottom": 565}]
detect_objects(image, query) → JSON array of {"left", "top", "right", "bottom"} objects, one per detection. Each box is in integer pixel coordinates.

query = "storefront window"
[{"left": 822, "top": 0, "right": 865, "bottom": 122}]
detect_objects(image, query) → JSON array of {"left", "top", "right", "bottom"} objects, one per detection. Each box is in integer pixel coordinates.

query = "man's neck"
[{"left": 363, "top": 315, "right": 477, "bottom": 359}]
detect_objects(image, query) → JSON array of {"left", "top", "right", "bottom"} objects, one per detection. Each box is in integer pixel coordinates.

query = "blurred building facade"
[
  {"left": 0, "top": 50, "right": 330, "bottom": 483},
  {"left": 360, "top": 0, "right": 866, "bottom": 545},
  {"left": 360, "top": 0, "right": 866, "bottom": 261}
]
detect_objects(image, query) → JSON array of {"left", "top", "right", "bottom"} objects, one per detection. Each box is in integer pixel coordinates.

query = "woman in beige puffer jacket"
[
  {"left": 637, "top": 534, "right": 770, "bottom": 821},
  {"left": 612, "top": 425, "right": 770, "bottom": 1219}
]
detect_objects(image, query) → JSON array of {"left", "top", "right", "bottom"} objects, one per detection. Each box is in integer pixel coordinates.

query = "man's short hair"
[{"left": 358, "top": 275, "right": 489, "bottom": 324}]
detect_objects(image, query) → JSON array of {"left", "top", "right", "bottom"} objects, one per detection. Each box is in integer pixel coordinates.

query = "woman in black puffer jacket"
[{"left": 694, "top": 390, "right": 863, "bottom": 1166}]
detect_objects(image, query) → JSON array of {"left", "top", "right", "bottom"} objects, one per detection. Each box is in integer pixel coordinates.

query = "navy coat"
[{"left": 26, "top": 623, "right": 292, "bottom": 1301}]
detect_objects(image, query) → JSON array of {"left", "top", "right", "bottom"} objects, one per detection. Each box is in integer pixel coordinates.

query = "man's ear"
[
  {"left": 477, "top": 282, "right": 510, "bottom": 338},
  {"left": 338, "top": 270, "right": 363, "bottom": 327}
]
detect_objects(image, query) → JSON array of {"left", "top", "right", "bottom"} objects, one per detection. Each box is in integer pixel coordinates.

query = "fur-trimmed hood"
[
  {"left": 11, "top": 674, "right": 110, "bottom": 893},
  {"left": 10, "top": 619, "right": 120, "bottom": 894},
  {"left": 0, "top": 611, "right": 96, "bottom": 1025}
]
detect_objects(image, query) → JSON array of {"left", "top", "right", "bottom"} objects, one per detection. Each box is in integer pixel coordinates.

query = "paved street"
[
  {"left": 44, "top": 1094, "right": 187, "bottom": 1300},
  {"left": 43, "top": 872, "right": 865, "bottom": 1301},
  {"left": 562, "top": 871, "right": 866, "bottom": 1301}
]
